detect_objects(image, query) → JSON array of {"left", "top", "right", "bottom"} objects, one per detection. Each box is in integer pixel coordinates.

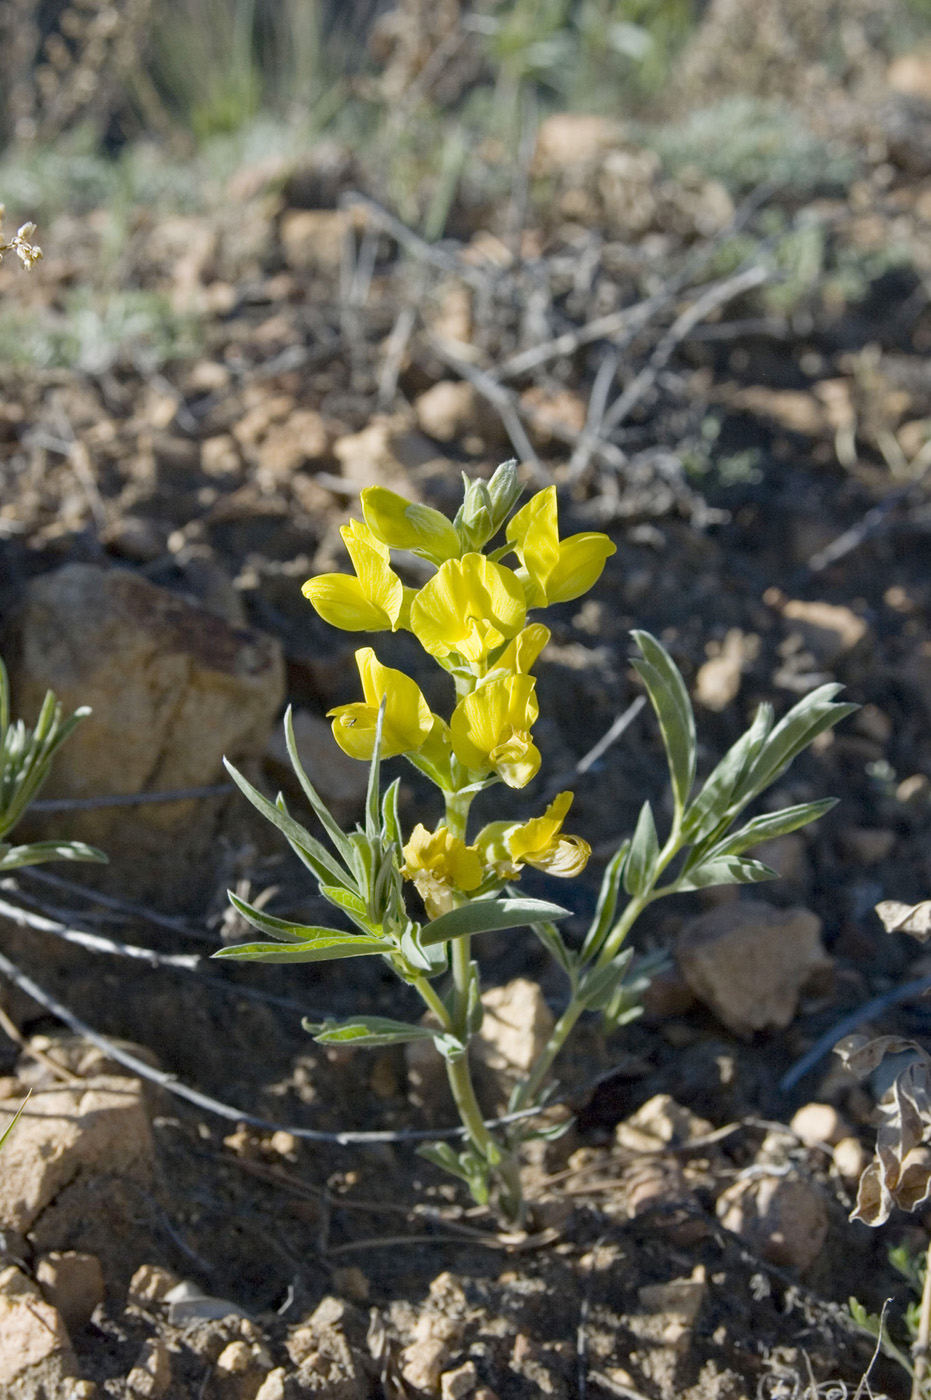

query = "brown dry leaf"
[
  {"left": 875, "top": 899, "right": 931, "bottom": 940},
  {"left": 834, "top": 1035, "right": 931, "bottom": 1225}
]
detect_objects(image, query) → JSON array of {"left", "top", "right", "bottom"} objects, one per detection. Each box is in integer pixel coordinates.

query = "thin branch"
[
  {"left": 0, "top": 893, "right": 201, "bottom": 969},
  {"left": 779, "top": 974, "right": 931, "bottom": 1092},
  {"left": 31, "top": 783, "right": 233, "bottom": 812},
  {"left": 543, "top": 697, "right": 646, "bottom": 800}
]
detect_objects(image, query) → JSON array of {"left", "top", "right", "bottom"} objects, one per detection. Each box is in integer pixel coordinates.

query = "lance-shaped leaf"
[
  {"left": 364, "top": 697, "right": 386, "bottom": 841},
  {"left": 0, "top": 840, "right": 107, "bottom": 871},
  {"left": 420, "top": 897, "right": 571, "bottom": 947},
  {"left": 631, "top": 630, "right": 696, "bottom": 817},
  {"left": 675, "top": 856, "right": 778, "bottom": 892},
  {"left": 214, "top": 933, "right": 389, "bottom": 963},
  {"left": 224, "top": 758, "right": 352, "bottom": 890},
  {"left": 577, "top": 948, "right": 635, "bottom": 1011},
  {"left": 305, "top": 1016, "right": 463, "bottom": 1050},
  {"left": 681, "top": 704, "right": 773, "bottom": 843},
  {"left": 732, "top": 685, "right": 858, "bottom": 806},
  {"left": 580, "top": 837, "right": 630, "bottom": 961},
  {"left": 623, "top": 801, "right": 659, "bottom": 898},
  {"left": 320, "top": 884, "right": 383, "bottom": 937},
  {"left": 381, "top": 777, "right": 402, "bottom": 848},
  {"left": 708, "top": 798, "right": 837, "bottom": 859},
  {"left": 284, "top": 706, "right": 356, "bottom": 868},
  {"left": 396, "top": 923, "right": 448, "bottom": 976},
  {"left": 219, "top": 892, "right": 390, "bottom": 949}
]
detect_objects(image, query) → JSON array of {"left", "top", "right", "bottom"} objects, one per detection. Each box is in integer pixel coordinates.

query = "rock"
[
  {"left": 833, "top": 1136, "right": 869, "bottom": 1182},
  {"left": 414, "top": 380, "right": 477, "bottom": 443},
  {"left": 333, "top": 415, "right": 439, "bottom": 491},
  {"left": 694, "top": 629, "right": 759, "bottom": 711},
  {"left": 0, "top": 1078, "right": 156, "bottom": 1282},
  {"left": 0, "top": 1265, "right": 79, "bottom": 1395},
  {"left": 255, "top": 410, "right": 330, "bottom": 480},
  {"left": 286, "top": 1296, "right": 370, "bottom": 1399},
  {"left": 126, "top": 1337, "right": 172, "bottom": 1398},
  {"left": 164, "top": 1281, "right": 251, "bottom": 1326},
  {"left": 35, "top": 1252, "right": 105, "bottom": 1333},
  {"left": 616, "top": 1094, "right": 712, "bottom": 1154},
  {"left": 6, "top": 564, "right": 285, "bottom": 907},
  {"left": 265, "top": 708, "right": 369, "bottom": 826},
  {"left": 401, "top": 1337, "right": 452, "bottom": 1393},
  {"left": 532, "top": 113, "right": 627, "bottom": 174},
  {"left": 716, "top": 1172, "right": 828, "bottom": 1271},
  {"left": 778, "top": 599, "right": 869, "bottom": 666},
  {"left": 677, "top": 901, "right": 829, "bottom": 1037},
  {"left": 790, "top": 1102, "right": 851, "bottom": 1149},
  {"left": 254, "top": 1370, "right": 287, "bottom": 1400},
  {"left": 441, "top": 1360, "right": 479, "bottom": 1400},
  {"left": 748, "top": 833, "right": 810, "bottom": 887},
  {"left": 471, "top": 978, "right": 555, "bottom": 1111},
  {"left": 127, "top": 1265, "right": 180, "bottom": 1308}
]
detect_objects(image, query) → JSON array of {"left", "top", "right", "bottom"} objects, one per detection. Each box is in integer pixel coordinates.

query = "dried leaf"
[{"left": 875, "top": 899, "right": 931, "bottom": 941}]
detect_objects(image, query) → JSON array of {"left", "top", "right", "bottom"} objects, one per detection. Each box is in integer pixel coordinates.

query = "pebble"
[
  {"left": 35, "top": 1252, "right": 105, "bottom": 1333},
  {"left": 790, "top": 1102, "right": 852, "bottom": 1149},
  {"left": 716, "top": 1172, "right": 828, "bottom": 1271}
]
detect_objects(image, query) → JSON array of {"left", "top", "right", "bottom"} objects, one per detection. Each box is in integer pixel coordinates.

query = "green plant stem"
[
  {"left": 911, "top": 1235, "right": 931, "bottom": 1400},
  {"left": 513, "top": 821, "right": 682, "bottom": 1113}
]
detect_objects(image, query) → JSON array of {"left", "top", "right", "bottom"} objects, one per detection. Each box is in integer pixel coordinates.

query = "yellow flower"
[
  {"left": 506, "top": 487, "right": 615, "bottom": 607},
  {"left": 476, "top": 791, "right": 591, "bottom": 879},
  {"left": 494, "top": 623, "right": 550, "bottom": 676},
  {"left": 410, "top": 553, "right": 526, "bottom": 666},
  {"left": 450, "top": 673, "right": 540, "bottom": 788},
  {"left": 327, "top": 648, "right": 433, "bottom": 759},
  {"left": 401, "top": 823, "right": 483, "bottom": 918},
  {"left": 302, "top": 520, "right": 412, "bottom": 632},
  {"left": 362, "top": 486, "right": 461, "bottom": 564}
]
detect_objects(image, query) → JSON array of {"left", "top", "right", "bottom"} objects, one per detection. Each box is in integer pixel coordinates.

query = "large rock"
[
  {"left": 6, "top": 564, "right": 285, "bottom": 907},
  {"left": 677, "top": 901, "right": 828, "bottom": 1037},
  {"left": 0, "top": 1265, "right": 81, "bottom": 1398},
  {"left": 0, "top": 1077, "right": 156, "bottom": 1289}
]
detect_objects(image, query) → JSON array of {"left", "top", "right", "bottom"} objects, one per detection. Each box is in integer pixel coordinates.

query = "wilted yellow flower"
[
  {"left": 450, "top": 672, "right": 540, "bottom": 788},
  {"left": 410, "top": 553, "right": 526, "bottom": 666},
  {"left": 506, "top": 486, "right": 615, "bottom": 607},
  {"left": 302, "top": 520, "right": 413, "bottom": 632},
  {"left": 401, "top": 823, "right": 483, "bottom": 918},
  {"left": 476, "top": 791, "right": 591, "bottom": 879},
  {"left": 361, "top": 486, "right": 461, "bottom": 564},
  {"left": 0, "top": 208, "right": 42, "bottom": 271},
  {"left": 328, "top": 648, "right": 433, "bottom": 759}
]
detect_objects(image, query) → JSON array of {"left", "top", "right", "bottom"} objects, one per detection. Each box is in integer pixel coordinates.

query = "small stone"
[
  {"left": 216, "top": 1341, "right": 252, "bottom": 1374},
  {"left": 778, "top": 599, "right": 869, "bottom": 665},
  {"left": 414, "top": 381, "right": 477, "bottom": 443},
  {"left": 833, "top": 1136, "right": 869, "bottom": 1182},
  {"left": 401, "top": 1337, "right": 452, "bottom": 1392},
  {"left": 853, "top": 705, "right": 893, "bottom": 744},
  {"left": 126, "top": 1337, "right": 172, "bottom": 1398},
  {"left": 897, "top": 773, "right": 930, "bottom": 804},
  {"left": 128, "top": 1265, "right": 180, "bottom": 1307},
  {"left": 473, "top": 978, "right": 555, "bottom": 1079},
  {"left": 36, "top": 1251, "right": 105, "bottom": 1333},
  {"left": 331, "top": 1267, "right": 369, "bottom": 1303},
  {"left": 254, "top": 1369, "right": 287, "bottom": 1400},
  {"left": 616, "top": 1094, "right": 712, "bottom": 1153},
  {"left": 838, "top": 828, "right": 896, "bottom": 864},
  {"left": 442, "top": 1359, "right": 479, "bottom": 1400},
  {"left": 694, "top": 630, "right": 758, "bottom": 711},
  {"left": 790, "top": 1102, "right": 851, "bottom": 1149},
  {"left": 279, "top": 209, "right": 349, "bottom": 275},
  {"left": 637, "top": 1267, "right": 708, "bottom": 1349},
  {"left": 716, "top": 1173, "right": 828, "bottom": 1271},
  {"left": 677, "top": 901, "right": 829, "bottom": 1038},
  {"left": 749, "top": 833, "right": 810, "bottom": 886},
  {"left": 0, "top": 1265, "right": 78, "bottom": 1388}
]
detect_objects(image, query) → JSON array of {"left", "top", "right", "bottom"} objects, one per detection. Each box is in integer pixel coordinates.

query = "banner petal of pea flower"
[
  {"left": 506, "top": 486, "right": 616, "bottom": 606},
  {"left": 327, "top": 647, "right": 433, "bottom": 759},
  {"left": 450, "top": 673, "right": 541, "bottom": 788},
  {"left": 410, "top": 553, "right": 526, "bottom": 665},
  {"left": 302, "top": 520, "right": 407, "bottom": 631}
]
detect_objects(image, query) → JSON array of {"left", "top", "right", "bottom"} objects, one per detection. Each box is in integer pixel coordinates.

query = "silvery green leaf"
[
  {"left": 420, "top": 897, "right": 571, "bottom": 947},
  {"left": 710, "top": 798, "right": 837, "bottom": 858},
  {"left": 214, "top": 934, "right": 388, "bottom": 963},
  {"left": 319, "top": 884, "right": 382, "bottom": 937},
  {"left": 733, "top": 685, "right": 858, "bottom": 805},
  {"left": 417, "top": 1142, "right": 490, "bottom": 1202},
  {"left": 0, "top": 840, "right": 107, "bottom": 870},
  {"left": 623, "top": 801, "right": 659, "bottom": 897},
  {"left": 381, "top": 778, "right": 402, "bottom": 847},
  {"left": 577, "top": 949, "right": 634, "bottom": 1011},
  {"left": 529, "top": 918, "right": 575, "bottom": 979},
  {"left": 306, "top": 1016, "right": 451, "bottom": 1048},
  {"left": 283, "top": 707, "right": 356, "bottom": 868},
  {"left": 398, "top": 924, "right": 448, "bottom": 976},
  {"left": 432, "top": 1032, "right": 467, "bottom": 1063},
  {"left": 631, "top": 630, "right": 696, "bottom": 817},
  {"left": 221, "top": 896, "right": 383, "bottom": 952},
  {"left": 676, "top": 856, "right": 779, "bottom": 891},
  {"left": 224, "top": 759, "right": 351, "bottom": 889},
  {"left": 681, "top": 703, "right": 773, "bottom": 842},
  {"left": 580, "top": 837, "right": 630, "bottom": 961}
]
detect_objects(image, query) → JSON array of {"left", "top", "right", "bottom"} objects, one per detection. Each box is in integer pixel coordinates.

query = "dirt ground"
[{"left": 1, "top": 21, "right": 931, "bottom": 1398}]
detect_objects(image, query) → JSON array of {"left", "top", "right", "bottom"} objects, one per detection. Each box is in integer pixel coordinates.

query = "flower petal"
[
  {"left": 362, "top": 486, "right": 462, "bottom": 563},
  {"left": 302, "top": 574, "right": 395, "bottom": 631},
  {"left": 410, "top": 554, "right": 526, "bottom": 664},
  {"left": 546, "top": 532, "right": 616, "bottom": 604}
]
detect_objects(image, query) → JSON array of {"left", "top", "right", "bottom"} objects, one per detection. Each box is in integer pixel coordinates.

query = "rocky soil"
[{"left": 1, "top": 11, "right": 931, "bottom": 1398}]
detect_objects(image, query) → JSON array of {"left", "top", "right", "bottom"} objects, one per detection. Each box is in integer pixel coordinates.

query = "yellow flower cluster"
[{"left": 302, "top": 476, "right": 612, "bottom": 898}]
